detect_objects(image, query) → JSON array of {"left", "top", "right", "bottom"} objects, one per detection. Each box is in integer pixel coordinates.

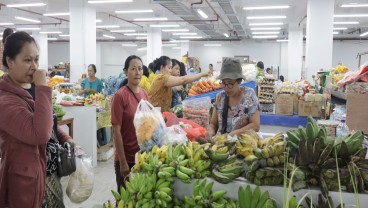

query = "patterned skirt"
[{"left": 42, "top": 173, "right": 65, "bottom": 208}]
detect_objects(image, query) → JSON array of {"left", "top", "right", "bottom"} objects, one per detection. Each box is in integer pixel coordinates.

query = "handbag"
[
  {"left": 220, "top": 95, "right": 229, "bottom": 134},
  {"left": 57, "top": 141, "right": 76, "bottom": 177}
]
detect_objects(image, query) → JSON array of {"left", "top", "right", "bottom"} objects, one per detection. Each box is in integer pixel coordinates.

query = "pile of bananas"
[
  {"left": 286, "top": 116, "right": 328, "bottom": 150},
  {"left": 235, "top": 130, "right": 260, "bottom": 157},
  {"left": 132, "top": 144, "right": 169, "bottom": 173},
  {"left": 109, "top": 166, "right": 175, "bottom": 208},
  {"left": 211, "top": 154, "right": 243, "bottom": 184},
  {"left": 184, "top": 179, "right": 237, "bottom": 208},
  {"left": 238, "top": 185, "right": 276, "bottom": 208},
  {"left": 246, "top": 167, "right": 284, "bottom": 186}
]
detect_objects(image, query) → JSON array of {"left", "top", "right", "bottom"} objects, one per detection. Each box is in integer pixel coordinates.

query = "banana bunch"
[
  {"left": 152, "top": 144, "right": 169, "bottom": 162},
  {"left": 246, "top": 140, "right": 285, "bottom": 169},
  {"left": 287, "top": 116, "right": 328, "bottom": 150},
  {"left": 102, "top": 200, "right": 115, "bottom": 208},
  {"left": 212, "top": 133, "right": 228, "bottom": 145},
  {"left": 111, "top": 186, "right": 134, "bottom": 208},
  {"left": 131, "top": 151, "right": 150, "bottom": 173},
  {"left": 238, "top": 185, "right": 276, "bottom": 208},
  {"left": 258, "top": 132, "right": 284, "bottom": 148},
  {"left": 236, "top": 130, "right": 260, "bottom": 157},
  {"left": 343, "top": 130, "right": 365, "bottom": 155},
  {"left": 245, "top": 167, "right": 284, "bottom": 186},
  {"left": 184, "top": 179, "right": 237, "bottom": 208},
  {"left": 212, "top": 155, "right": 243, "bottom": 184},
  {"left": 186, "top": 142, "right": 212, "bottom": 179},
  {"left": 204, "top": 144, "right": 230, "bottom": 163}
]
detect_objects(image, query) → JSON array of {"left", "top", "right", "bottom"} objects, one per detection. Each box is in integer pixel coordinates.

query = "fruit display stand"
[
  {"left": 185, "top": 81, "right": 257, "bottom": 101},
  {"left": 172, "top": 177, "right": 368, "bottom": 207}
]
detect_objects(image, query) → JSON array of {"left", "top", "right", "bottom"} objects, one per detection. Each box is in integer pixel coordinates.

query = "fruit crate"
[{"left": 260, "top": 103, "right": 275, "bottom": 114}]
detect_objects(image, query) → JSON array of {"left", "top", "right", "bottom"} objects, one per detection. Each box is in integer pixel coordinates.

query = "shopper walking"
[
  {"left": 79, "top": 64, "right": 104, "bottom": 97},
  {"left": 207, "top": 57, "right": 260, "bottom": 137},
  {"left": 111, "top": 55, "right": 149, "bottom": 190},
  {"left": 0, "top": 31, "right": 52, "bottom": 208},
  {"left": 149, "top": 56, "right": 213, "bottom": 112}
]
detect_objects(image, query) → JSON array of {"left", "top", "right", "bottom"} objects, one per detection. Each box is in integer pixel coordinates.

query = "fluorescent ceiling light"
[
  {"left": 249, "top": 22, "right": 284, "bottom": 26},
  {"left": 173, "top": 33, "right": 197, "bottom": 35},
  {"left": 252, "top": 31, "right": 280, "bottom": 35},
  {"left": 40, "top": 31, "right": 62, "bottom": 34},
  {"left": 250, "top": 27, "right": 281, "bottom": 30},
  {"left": 124, "top": 33, "right": 147, "bottom": 36},
  {"left": 172, "top": 47, "right": 181, "bottom": 49},
  {"left": 96, "top": 25, "right": 120, "bottom": 28},
  {"left": 243, "top": 5, "right": 290, "bottom": 10},
  {"left": 204, "top": 44, "right": 222, "bottom": 46},
  {"left": 252, "top": 35, "right": 278, "bottom": 39},
  {"left": 122, "top": 43, "right": 137, "bottom": 46},
  {"left": 197, "top": 9, "right": 208, "bottom": 19},
  {"left": 47, "top": 38, "right": 58, "bottom": 40},
  {"left": 169, "top": 40, "right": 190, "bottom": 43},
  {"left": 7, "top": 3, "right": 46, "bottom": 7},
  {"left": 333, "top": 21, "right": 359, "bottom": 25},
  {"left": 136, "top": 37, "right": 147, "bottom": 40},
  {"left": 276, "top": 39, "right": 288, "bottom": 42},
  {"left": 115, "top": 9, "right": 153, "bottom": 14},
  {"left": 88, "top": 0, "right": 132, "bottom": 3},
  {"left": 333, "top": 27, "right": 348, "bottom": 30},
  {"left": 59, "top": 34, "right": 70, "bottom": 37},
  {"left": 179, "top": 36, "right": 203, "bottom": 39},
  {"left": 341, "top": 4, "right": 368, "bottom": 8},
  {"left": 149, "top": 24, "right": 180, "bottom": 28},
  {"left": 137, "top": 47, "right": 147, "bottom": 51},
  {"left": 103, "top": 34, "right": 115, "bottom": 39},
  {"left": 15, "top": 16, "right": 41, "bottom": 23},
  {"left": 223, "top": 33, "right": 229, "bottom": 37},
  {"left": 0, "top": 23, "right": 14, "bottom": 26},
  {"left": 162, "top": 29, "right": 189, "bottom": 32},
  {"left": 333, "top": 31, "right": 339, "bottom": 35},
  {"left": 360, "top": 31, "right": 368, "bottom": 37},
  {"left": 111, "top": 29, "right": 136, "bottom": 32},
  {"left": 247, "top": 16, "right": 286, "bottom": 20},
  {"left": 334, "top": 14, "right": 368, "bottom": 18},
  {"left": 162, "top": 44, "right": 177, "bottom": 47},
  {"left": 96, "top": 19, "right": 102, "bottom": 23},
  {"left": 16, "top": 27, "right": 41, "bottom": 31},
  {"left": 134, "top": 17, "right": 168, "bottom": 21},
  {"left": 43, "top": 13, "right": 69, "bottom": 16}
]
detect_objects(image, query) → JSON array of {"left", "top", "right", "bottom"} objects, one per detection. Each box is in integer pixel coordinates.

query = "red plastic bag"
[
  {"left": 178, "top": 118, "right": 207, "bottom": 141},
  {"left": 162, "top": 112, "right": 180, "bottom": 127}
]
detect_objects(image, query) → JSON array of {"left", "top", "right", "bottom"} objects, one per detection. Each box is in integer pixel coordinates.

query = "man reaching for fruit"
[{"left": 207, "top": 57, "right": 260, "bottom": 138}]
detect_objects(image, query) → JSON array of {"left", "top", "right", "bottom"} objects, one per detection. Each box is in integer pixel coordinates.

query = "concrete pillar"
[
  {"left": 288, "top": 23, "right": 304, "bottom": 82},
  {"left": 33, "top": 32, "right": 48, "bottom": 70},
  {"left": 305, "top": 0, "right": 334, "bottom": 82},
  {"left": 147, "top": 28, "right": 162, "bottom": 64},
  {"left": 69, "top": 0, "right": 96, "bottom": 82}
]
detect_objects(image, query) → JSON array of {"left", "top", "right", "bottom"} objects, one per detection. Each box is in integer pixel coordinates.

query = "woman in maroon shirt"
[{"left": 111, "top": 55, "right": 148, "bottom": 190}]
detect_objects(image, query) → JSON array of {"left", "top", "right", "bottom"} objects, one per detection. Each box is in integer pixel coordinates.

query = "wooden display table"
[{"left": 57, "top": 117, "right": 74, "bottom": 138}]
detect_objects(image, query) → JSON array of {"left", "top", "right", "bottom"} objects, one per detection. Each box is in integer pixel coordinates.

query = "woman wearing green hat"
[{"left": 208, "top": 57, "right": 260, "bottom": 137}]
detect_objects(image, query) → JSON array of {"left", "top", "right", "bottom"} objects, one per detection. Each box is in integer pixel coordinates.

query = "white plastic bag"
[
  {"left": 134, "top": 100, "right": 167, "bottom": 151},
  {"left": 161, "top": 125, "right": 188, "bottom": 146},
  {"left": 66, "top": 156, "right": 94, "bottom": 204}
]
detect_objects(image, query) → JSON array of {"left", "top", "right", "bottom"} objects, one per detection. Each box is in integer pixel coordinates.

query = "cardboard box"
[
  {"left": 346, "top": 93, "right": 368, "bottom": 134},
  {"left": 275, "top": 94, "right": 294, "bottom": 115},
  {"left": 298, "top": 100, "right": 322, "bottom": 117}
]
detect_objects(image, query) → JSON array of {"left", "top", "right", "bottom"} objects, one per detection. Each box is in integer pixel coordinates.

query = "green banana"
[
  {"left": 111, "top": 190, "right": 121, "bottom": 201},
  {"left": 298, "top": 126, "right": 308, "bottom": 141},
  {"left": 253, "top": 148, "right": 263, "bottom": 158},
  {"left": 211, "top": 202, "right": 226, "bottom": 208},
  {"left": 209, "top": 151, "right": 229, "bottom": 162},
  {"left": 288, "top": 196, "right": 297, "bottom": 208},
  {"left": 179, "top": 165, "right": 195, "bottom": 176},
  {"left": 244, "top": 185, "right": 252, "bottom": 208},
  {"left": 158, "top": 171, "right": 172, "bottom": 179},
  {"left": 141, "top": 162, "right": 154, "bottom": 172},
  {"left": 306, "top": 123, "right": 315, "bottom": 140},
  {"left": 286, "top": 131, "right": 301, "bottom": 146},
  {"left": 250, "top": 186, "right": 261, "bottom": 208},
  {"left": 159, "top": 187, "right": 172, "bottom": 195},
  {"left": 179, "top": 159, "right": 190, "bottom": 166},
  {"left": 173, "top": 144, "right": 184, "bottom": 158},
  {"left": 219, "top": 165, "right": 243, "bottom": 176},
  {"left": 157, "top": 181, "right": 171, "bottom": 190},
  {"left": 255, "top": 190, "right": 269, "bottom": 208},
  {"left": 212, "top": 169, "right": 232, "bottom": 184},
  {"left": 176, "top": 169, "right": 191, "bottom": 181},
  {"left": 204, "top": 181, "right": 214, "bottom": 198}
]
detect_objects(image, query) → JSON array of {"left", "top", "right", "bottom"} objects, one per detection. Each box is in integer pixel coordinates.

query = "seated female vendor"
[{"left": 207, "top": 57, "right": 260, "bottom": 137}]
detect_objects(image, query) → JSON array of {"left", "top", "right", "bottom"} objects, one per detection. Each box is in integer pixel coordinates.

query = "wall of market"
[{"left": 48, "top": 40, "right": 368, "bottom": 80}]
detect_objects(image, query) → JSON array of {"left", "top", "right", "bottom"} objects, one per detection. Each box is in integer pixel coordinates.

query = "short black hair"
[
  {"left": 280, "top": 75, "right": 285, "bottom": 82},
  {"left": 2, "top": 31, "right": 37, "bottom": 69},
  {"left": 209, "top": 64, "right": 213, "bottom": 67},
  {"left": 256, "top": 61, "right": 264, "bottom": 70},
  {"left": 142, "top": 65, "right": 149, "bottom": 77},
  {"left": 88, "top": 64, "right": 97, "bottom": 73},
  {"left": 153, "top": 56, "right": 171, "bottom": 72}
]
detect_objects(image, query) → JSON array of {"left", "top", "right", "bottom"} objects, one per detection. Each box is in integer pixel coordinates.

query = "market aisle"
[{"left": 61, "top": 157, "right": 115, "bottom": 208}]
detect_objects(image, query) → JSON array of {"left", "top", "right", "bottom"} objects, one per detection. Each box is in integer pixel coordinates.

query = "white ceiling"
[{"left": 0, "top": 0, "right": 368, "bottom": 42}]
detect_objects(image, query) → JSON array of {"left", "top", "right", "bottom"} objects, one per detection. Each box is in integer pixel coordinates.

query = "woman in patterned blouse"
[{"left": 207, "top": 58, "right": 260, "bottom": 137}]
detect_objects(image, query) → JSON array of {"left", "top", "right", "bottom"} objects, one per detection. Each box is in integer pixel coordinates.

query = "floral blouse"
[{"left": 214, "top": 87, "right": 260, "bottom": 133}]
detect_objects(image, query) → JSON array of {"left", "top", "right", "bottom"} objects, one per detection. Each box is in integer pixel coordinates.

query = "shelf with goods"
[
  {"left": 103, "top": 117, "right": 368, "bottom": 208},
  {"left": 258, "top": 78, "right": 276, "bottom": 114},
  {"left": 50, "top": 62, "right": 70, "bottom": 78}
]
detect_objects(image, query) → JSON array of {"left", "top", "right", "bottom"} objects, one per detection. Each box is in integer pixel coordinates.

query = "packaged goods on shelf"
[{"left": 258, "top": 78, "right": 276, "bottom": 114}]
